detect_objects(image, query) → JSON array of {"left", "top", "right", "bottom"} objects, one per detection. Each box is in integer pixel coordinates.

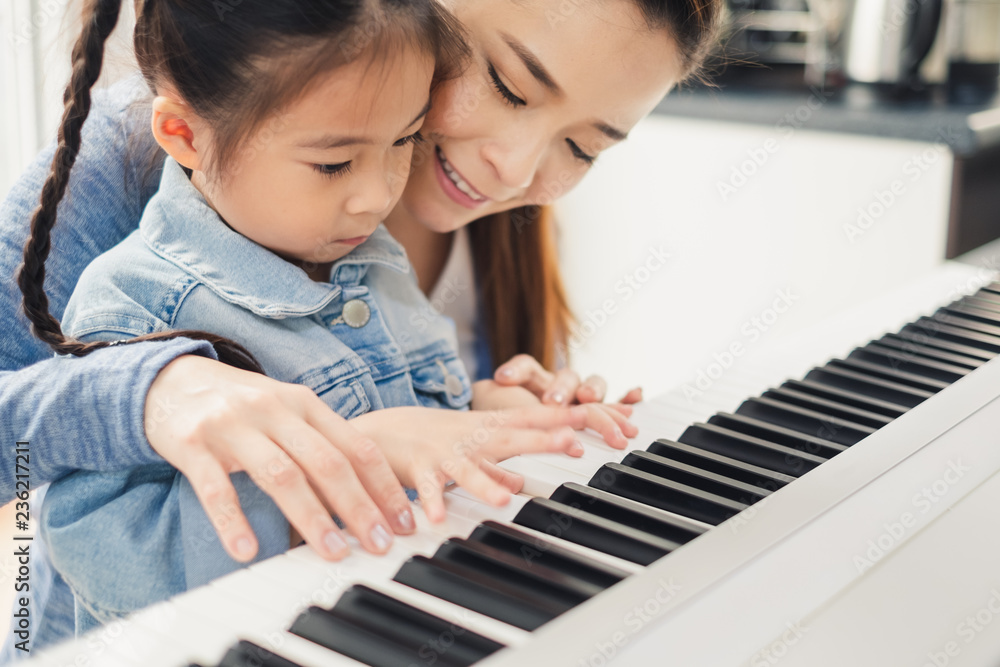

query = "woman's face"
[{"left": 395, "top": 0, "right": 684, "bottom": 232}]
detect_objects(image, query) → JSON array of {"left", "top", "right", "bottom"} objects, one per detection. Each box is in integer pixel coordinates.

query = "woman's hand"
[
  {"left": 144, "top": 354, "right": 413, "bottom": 564},
  {"left": 472, "top": 380, "right": 638, "bottom": 448},
  {"left": 493, "top": 354, "right": 644, "bottom": 407},
  {"left": 351, "top": 404, "right": 600, "bottom": 523}
]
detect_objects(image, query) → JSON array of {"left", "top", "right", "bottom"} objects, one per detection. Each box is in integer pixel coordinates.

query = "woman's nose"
[{"left": 480, "top": 137, "right": 544, "bottom": 194}]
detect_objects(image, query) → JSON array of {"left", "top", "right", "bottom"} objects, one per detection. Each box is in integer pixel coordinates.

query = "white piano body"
[{"left": 23, "top": 260, "right": 1000, "bottom": 667}]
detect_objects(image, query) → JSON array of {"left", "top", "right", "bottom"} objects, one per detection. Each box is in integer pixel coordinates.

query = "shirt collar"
[{"left": 140, "top": 159, "right": 410, "bottom": 318}]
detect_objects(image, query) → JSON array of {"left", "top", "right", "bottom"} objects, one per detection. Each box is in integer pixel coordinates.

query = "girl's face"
[
  {"left": 194, "top": 50, "right": 435, "bottom": 269},
  {"left": 394, "top": 0, "right": 684, "bottom": 232}
]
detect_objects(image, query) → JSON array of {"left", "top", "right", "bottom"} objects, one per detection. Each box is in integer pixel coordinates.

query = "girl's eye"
[
  {"left": 394, "top": 131, "right": 425, "bottom": 148},
  {"left": 566, "top": 139, "right": 596, "bottom": 166},
  {"left": 313, "top": 162, "right": 352, "bottom": 178},
  {"left": 488, "top": 63, "right": 526, "bottom": 108}
]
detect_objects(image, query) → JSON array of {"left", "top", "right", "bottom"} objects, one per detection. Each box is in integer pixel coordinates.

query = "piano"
[{"left": 24, "top": 260, "right": 1000, "bottom": 667}]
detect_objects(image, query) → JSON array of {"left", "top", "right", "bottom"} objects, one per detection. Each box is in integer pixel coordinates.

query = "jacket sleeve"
[{"left": 0, "top": 75, "right": 180, "bottom": 505}]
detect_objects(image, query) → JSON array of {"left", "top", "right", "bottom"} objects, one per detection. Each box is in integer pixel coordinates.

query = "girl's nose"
[{"left": 345, "top": 171, "right": 395, "bottom": 217}]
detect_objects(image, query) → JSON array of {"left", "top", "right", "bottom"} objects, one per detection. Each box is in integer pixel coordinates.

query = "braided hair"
[{"left": 18, "top": 0, "right": 467, "bottom": 374}]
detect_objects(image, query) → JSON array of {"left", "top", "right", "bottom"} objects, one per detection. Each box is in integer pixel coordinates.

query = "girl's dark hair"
[{"left": 19, "top": 0, "right": 467, "bottom": 374}]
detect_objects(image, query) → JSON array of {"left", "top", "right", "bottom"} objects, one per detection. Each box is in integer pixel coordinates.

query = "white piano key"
[
  {"left": 357, "top": 578, "right": 532, "bottom": 647},
  {"left": 129, "top": 598, "right": 242, "bottom": 666},
  {"left": 494, "top": 521, "right": 645, "bottom": 576}
]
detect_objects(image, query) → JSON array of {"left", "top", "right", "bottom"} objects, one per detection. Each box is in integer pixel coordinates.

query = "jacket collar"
[{"left": 140, "top": 159, "right": 410, "bottom": 318}]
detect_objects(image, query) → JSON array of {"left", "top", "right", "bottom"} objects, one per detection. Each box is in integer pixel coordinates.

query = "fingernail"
[
  {"left": 497, "top": 367, "right": 514, "bottom": 379},
  {"left": 397, "top": 509, "right": 415, "bottom": 532},
  {"left": 323, "top": 530, "right": 348, "bottom": 556},
  {"left": 551, "top": 392, "right": 565, "bottom": 404},
  {"left": 235, "top": 536, "right": 255, "bottom": 559},
  {"left": 370, "top": 524, "right": 392, "bottom": 551},
  {"left": 570, "top": 441, "right": 585, "bottom": 456},
  {"left": 614, "top": 426, "right": 625, "bottom": 441}
]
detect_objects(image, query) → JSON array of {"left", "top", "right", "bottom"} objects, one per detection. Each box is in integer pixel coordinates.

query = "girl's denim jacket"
[{"left": 39, "top": 158, "right": 473, "bottom": 633}]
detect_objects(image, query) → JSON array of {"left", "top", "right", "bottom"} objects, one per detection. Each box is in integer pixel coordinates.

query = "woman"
[{"left": 0, "top": 0, "right": 719, "bottom": 653}]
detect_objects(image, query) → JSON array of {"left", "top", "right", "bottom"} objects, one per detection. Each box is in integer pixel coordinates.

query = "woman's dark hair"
[
  {"left": 470, "top": 0, "right": 722, "bottom": 372},
  {"left": 18, "top": 0, "right": 467, "bottom": 374}
]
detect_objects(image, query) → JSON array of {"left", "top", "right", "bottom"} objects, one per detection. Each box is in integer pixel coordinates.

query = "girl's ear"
[{"left": 151, "top": 95, "right": 205, "bottom": 171}]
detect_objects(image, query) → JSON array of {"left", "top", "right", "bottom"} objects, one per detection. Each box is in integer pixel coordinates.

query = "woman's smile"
[{"left": 434, "top": 145, "right": 492, "bottom": 209}]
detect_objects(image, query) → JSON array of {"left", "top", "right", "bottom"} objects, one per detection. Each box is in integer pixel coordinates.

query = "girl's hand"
[
  {"left": 493, "top": 354, "right": 644, "bottom": 407},
  {"left": 144, "top": 355, "right": 413, "bottom": 564},
  {"left": 351, "top": 405, "right": 601, "bottom": 522},
  {"left": 472, "top": 380, "right": 638, "bottom": 449}
]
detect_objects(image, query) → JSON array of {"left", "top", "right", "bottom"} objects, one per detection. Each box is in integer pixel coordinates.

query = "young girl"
[{"left": 18, "top": 0, "right": 633, "bottom": 640}]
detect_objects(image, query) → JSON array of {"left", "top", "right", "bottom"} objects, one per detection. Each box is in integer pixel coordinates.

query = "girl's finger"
[
  {"left": 414, "top": 468, "right": 449, "bottom": 524},
  {"left": 228, "top": 429, "right": 350, "bottom": 561},
  {"left": 303, "top": 396, "right": 415, "bottom": 535},
  {"left": 494, "top": 354, "right": 554, "bottom": 396},
  {"left": 619, "top": 387, "right": 644, "bottom": 404},
  {"left": 267, "top": 419, "right": 395, "bottom": 555},
  {"left": 577, "top": 404, "right": 634, "bottom": 449},
  {"left": 443, "top": 455, "right": 511, "bottom": 507},
  {"left": 485, "top": 425, "right": 581, "bottom": 461},
  {"left": 575, "top": 375, "right": 609, "bottom": 404},
  {"left": 479, "top": 459, "right": 524, "bottom": 493},
  {"left": 180, "top": 451, "right": 259, "bottom": 563},
  {"left": 542, "top": 369, "right": 581, "bottom": 406},
  {"left": 592, "top": 403, "right": 639, "bottom": 438}
]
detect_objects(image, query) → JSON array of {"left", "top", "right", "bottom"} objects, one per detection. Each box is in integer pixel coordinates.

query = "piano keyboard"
[{"left": 25, "top": 262, "right": 1000, "bottom": 667}]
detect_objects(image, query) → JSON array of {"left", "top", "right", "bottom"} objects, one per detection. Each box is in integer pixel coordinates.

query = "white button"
[
  {"left": 445, "top": 374, "right": 465, "bottom": 397},
  {"left": 341, "top": 299, "right": 371, "bottom": 328}
]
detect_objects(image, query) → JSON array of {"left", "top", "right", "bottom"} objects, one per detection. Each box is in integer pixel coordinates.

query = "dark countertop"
[{"left": 652, "top": 67, "right": 1000, "bottom": 157}]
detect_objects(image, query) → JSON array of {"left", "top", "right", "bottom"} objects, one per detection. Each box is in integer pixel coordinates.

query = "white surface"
[{"left": 555, "top": 114, "right": 954, "bottom": 400}]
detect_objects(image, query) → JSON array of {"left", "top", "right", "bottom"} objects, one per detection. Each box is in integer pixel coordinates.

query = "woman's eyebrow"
[
  {"left": 499, "top": 31, "right": 561, "bottom": 95},
  {"left": 498, "top": 32, "right": 627, "bottom": 142}
]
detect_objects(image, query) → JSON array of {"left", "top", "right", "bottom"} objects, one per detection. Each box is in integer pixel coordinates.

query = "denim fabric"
[
  {"left": 39, "top": 157, "right": 473, "bottom": 634},
  {"left": 0, "top": 74, "right": 226, "bottom": 660}
]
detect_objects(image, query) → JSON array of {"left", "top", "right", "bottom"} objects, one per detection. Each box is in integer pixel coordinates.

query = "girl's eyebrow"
[{"left": 297, "top": 98, "right": 432, "bottom": 150}]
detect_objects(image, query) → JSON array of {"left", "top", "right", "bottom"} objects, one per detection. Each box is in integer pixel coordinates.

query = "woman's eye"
[
  {"left": 394, "top": 131, "right": 425, "bottom": 148},
  {"left": 313, "top": 162, "right": 352, "bottom": 178},
  {"left": 488, "top": 63, "right": 526, "bottom": 108},
  {"left": 566, "top": 139, "right": 596, "bottom": 166}
]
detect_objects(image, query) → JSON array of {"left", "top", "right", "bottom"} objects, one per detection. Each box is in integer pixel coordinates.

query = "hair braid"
[{"left": 17, "top": 0, "right": 265, "bottom": 374}]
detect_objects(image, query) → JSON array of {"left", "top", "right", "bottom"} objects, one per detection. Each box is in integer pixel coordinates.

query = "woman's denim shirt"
[{"left": 39, "top": 158, "right": 472, "bottom": 633}]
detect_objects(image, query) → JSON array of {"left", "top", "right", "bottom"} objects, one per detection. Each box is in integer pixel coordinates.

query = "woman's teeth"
[{"left": 437, "top": 147, "right": 486, "bottom": 202}]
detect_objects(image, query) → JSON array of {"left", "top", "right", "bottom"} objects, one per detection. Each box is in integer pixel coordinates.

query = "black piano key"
[
  {"left": 895, "top": 326, "right": 997, "bottom": 361},
  {"left": 679, "top": 422, "right": 828, "bottom": 476},
  {"left": 910, "top": 317, "right": 1000, "bottom": 353},
  {"left": 589, "top": 463, "right": 747, "bottom": 525},
  {"left": 620, "top": 450, "right": 771, "bottom": 504},
  {"left": 875, "top": 333, "right": 987, "bottom": 369},
  {"left": 706, "top": 413, "right": 848, "bottom": 459},
  {"left": 780, "top": 379, "right": 908, "bottom": 418},
  {"left": 217, "top": 641, "right": 302, "bottom": 667},
  {"left": 735, "top": 396, "right": 874, "bottom": 446},
  {"left": 761, "top": 386, "right": 893, "bottom": 429},
  {"left": 514, "top": 497, "right": 683, "bottom": 566},
  {"left": 433, "top": 538, "right": 601, "bottom": 601},
  {"left": 960, "top": 295, "right": 1000, "bottom": 315},
  {"left": 984, "top": 281, "right": 1000, "bottom": 295},
  {"left": 827, "top": 359, "right": 949, "bottom": 393},
  {"left": 846, "top": 344, "right": 969, "bottom": 383},
  {"left": 393, "top": 555, "right": 568, "bottom": 631},
  {"left": 972, "top": 288, "right": 1000, "bottom": 304},
  {"left": 646, "top": 439, "right": 794, "bottom": 491},
  {"left": 291, "top": 591, "right": 500, "bottom": 667},
  {"left": 467, "top": 521, "right": 629, "bottom": 589},
  {"left": 549, "top": 483, "right": 707, "bottom": 545},
  {"left": 941, "top": 303, "right": 1000, "bottom": 327},
  {"left": 932, "top": 309, "right": 1000, "bottom": 339},
  {"left": 804, "top": 365, "right": 931, "bottom": 407}
]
